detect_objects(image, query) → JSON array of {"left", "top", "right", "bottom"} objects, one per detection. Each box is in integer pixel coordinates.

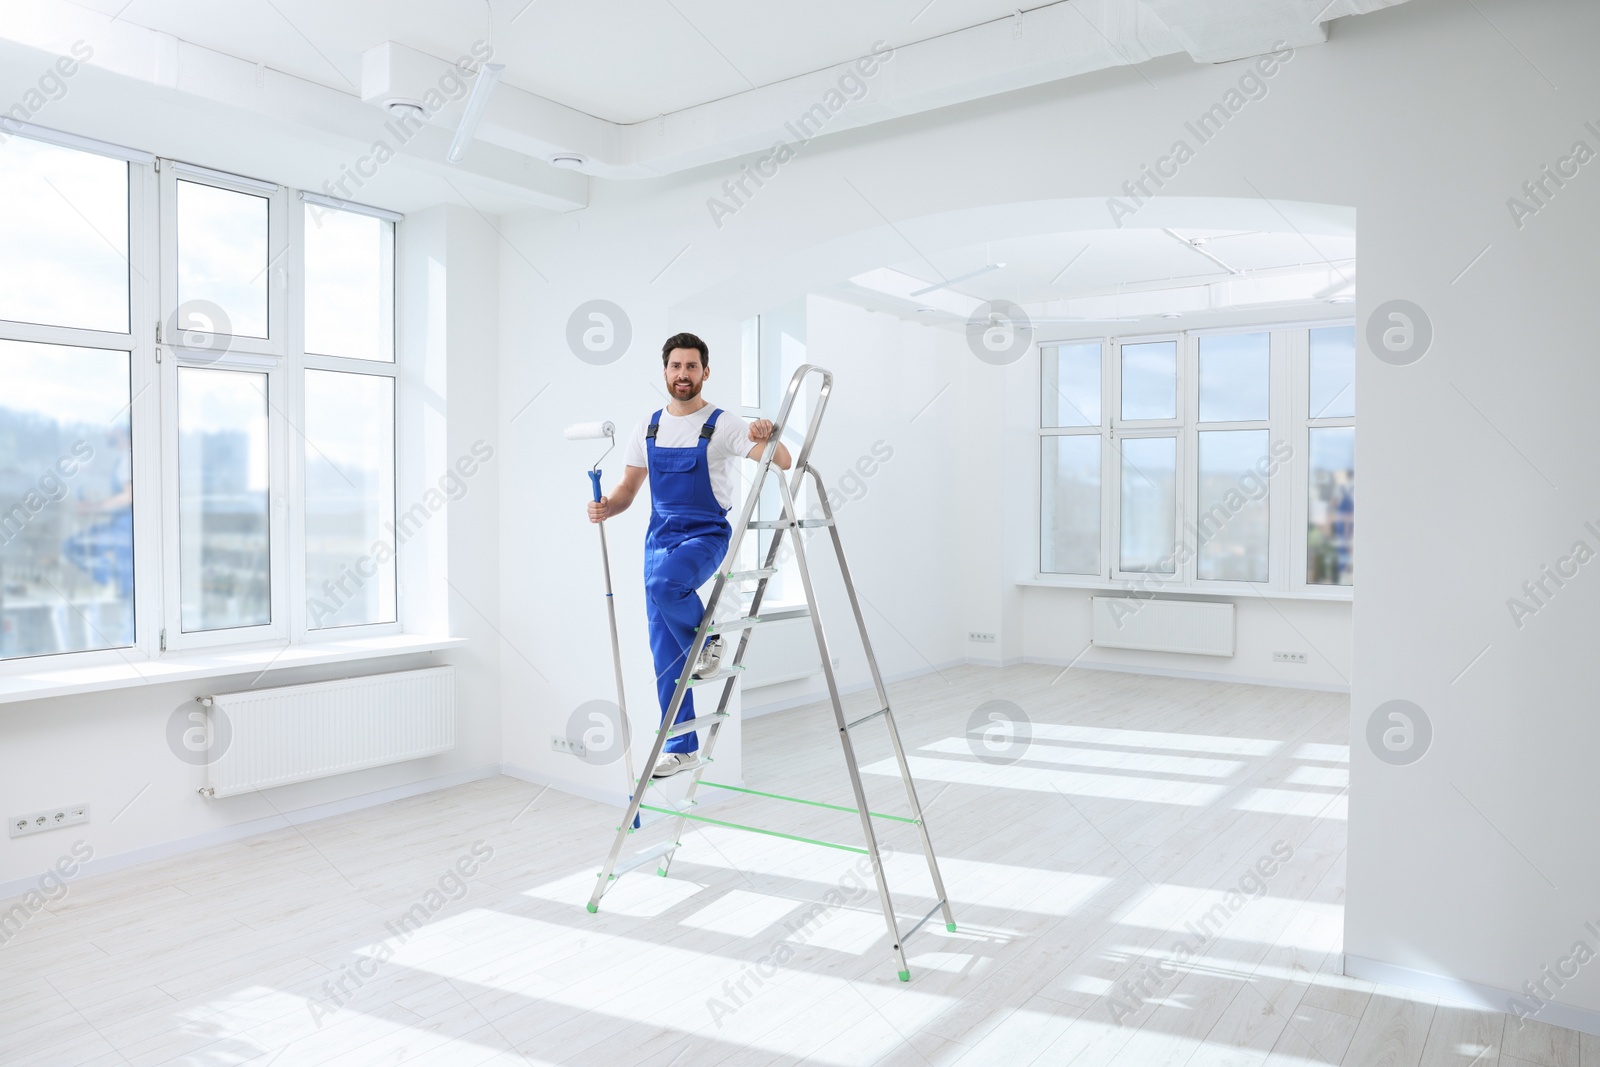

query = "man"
[{"left": 587, "top": 333, "right": 791, "bottom": 778}]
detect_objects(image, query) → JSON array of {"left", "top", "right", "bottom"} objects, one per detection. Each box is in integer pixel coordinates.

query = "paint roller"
[
  {"left": 566, "top": 419, "right": 640, "bottom": 821},
  {"left": 564, "top": 421, "right": 616, "bottom": 503}
]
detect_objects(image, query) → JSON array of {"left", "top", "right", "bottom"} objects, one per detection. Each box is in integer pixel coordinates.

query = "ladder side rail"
[
  {"left": 803, "top": 463, "right": 957, "bottom": 933},
  {"left": 776, "top": 473, "right": 911, "bottom": 979}
]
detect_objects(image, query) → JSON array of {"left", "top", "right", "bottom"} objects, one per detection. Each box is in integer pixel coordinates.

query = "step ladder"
[{"left": 586, "top": 364, "right": 955, "bottom": 981}]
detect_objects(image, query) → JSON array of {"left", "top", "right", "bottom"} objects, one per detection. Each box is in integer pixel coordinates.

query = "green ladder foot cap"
[
  {"left": 898, "top": 970, "right": 910, "bottom": 982},
  {"left": 586, "top": 902, "right": 598, "bottom": 913},
  {"left": 656, "top": 868, "right": 668, "bottom": 877},
  {"left": 946, "top": 922, "right": 957, "bottom": 932}
]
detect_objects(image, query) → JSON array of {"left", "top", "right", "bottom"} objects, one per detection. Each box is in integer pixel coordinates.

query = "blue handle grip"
[{"left": 588, "top": 469, "right": 603, "bottom": 503}]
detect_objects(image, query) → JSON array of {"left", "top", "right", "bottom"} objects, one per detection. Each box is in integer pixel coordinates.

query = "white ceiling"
[
  {"left": 64, "top": 0, "right": 1060, "bottom": 123},
  {"left": 826, "top": 227, "right": 1356, "bottom": 329},
  {"left": 19, "top": 0, "right": 1411, "bottom": 205}
]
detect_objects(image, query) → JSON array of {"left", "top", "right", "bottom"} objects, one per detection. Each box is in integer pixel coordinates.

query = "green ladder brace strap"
[
  {"left": 636, "top": 804, "right": 868, "bottom": 855},
  {"left": 696, "top": 781, "right": 919, "bottom": 824}
]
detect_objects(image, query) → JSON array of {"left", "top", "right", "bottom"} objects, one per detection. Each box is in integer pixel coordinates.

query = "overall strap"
[
  {"left": 645, "top": 409, "right": 663, "bottom": 448},
  {"left": 697, "top": 408, "right": 723, "bottom": 447}
]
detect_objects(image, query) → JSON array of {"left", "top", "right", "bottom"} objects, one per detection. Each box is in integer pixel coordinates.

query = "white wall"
[
  {"left": 488, "top": 0, "right": 1600, "bottom": 1024},
  {"left": 0, "top": 205, "right": 502, "bottom": 892},
  {"left": 742, "top": 295, "right": 968, "bottom": 715},
  {"left": 1020, "top": 589, "right": 1352, "bottom": 689}
]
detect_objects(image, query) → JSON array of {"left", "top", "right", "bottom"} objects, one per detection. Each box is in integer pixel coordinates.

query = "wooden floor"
[{"left": 3, "top": 664, "right": 1593, "bottom": 1065}]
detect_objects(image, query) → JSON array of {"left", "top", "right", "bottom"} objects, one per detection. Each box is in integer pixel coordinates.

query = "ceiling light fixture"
[
  {"left": 447, "top": 62, "right": 505, "bottom": 164},
  {"left": 384, "top": 99, "right": 426, "bottom": 122}
]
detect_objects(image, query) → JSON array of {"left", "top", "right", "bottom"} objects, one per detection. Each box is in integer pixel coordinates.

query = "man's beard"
[{"left": 670, "top": 378, "right": 702, "bottom": 400}]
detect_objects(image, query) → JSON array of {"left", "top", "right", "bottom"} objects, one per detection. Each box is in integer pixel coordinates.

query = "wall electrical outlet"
[
  {"left": 1273, "top": 651, "right": 1308, "bottom": 664},
  {"left": 9, "top": 804, "right": 90, "bottom": 838},
  {"left": 550, "top": 736, "right": 587, "bottom": 757},
  {"left": 969, "top": 631, "right": 997, "bottom": 643}
]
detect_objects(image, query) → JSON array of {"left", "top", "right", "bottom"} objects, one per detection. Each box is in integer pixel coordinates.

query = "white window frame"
[
  {"left": 1110, "top": 333, "right": 1185, "bottom": 586},
  {"left": 0, "top": 134, "right": 164, "bottom": 670},
  {"left": 1033, "top": 317, "right": 1355, "bottom": 601},
  {"left": 292, "top": 197, "right": 402, "bottom": 640},
  {"left": 0, "top": 124, "right": 409, "bottom": 674}
]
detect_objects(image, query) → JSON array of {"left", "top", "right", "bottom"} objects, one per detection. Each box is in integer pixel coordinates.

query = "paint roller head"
[{"left": 564, "top": 421, "right": 615, "bottom": 441}]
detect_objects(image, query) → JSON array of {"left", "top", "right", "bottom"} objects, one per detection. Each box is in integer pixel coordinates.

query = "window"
[
  {"left": 1037, "top": 323, "right": 1355, "bottom": 596},
  {"left": 1307, "top": 326, "right": 1355, "bottom": 585},
  {"left": 0, "top": 125, "right": 404, "bottom": 669}
]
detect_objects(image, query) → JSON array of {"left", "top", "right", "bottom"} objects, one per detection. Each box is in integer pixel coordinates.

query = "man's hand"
[
  {"left": 749, "top": 419, "right": 776, "bottom": 443},
  {"left": 587, "top": 497, "right": 611, "bottom": 523}
]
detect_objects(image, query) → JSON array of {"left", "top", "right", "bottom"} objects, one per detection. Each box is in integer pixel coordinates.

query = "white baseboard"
[
  {"left": 0, "top": 762, "right": 503, "bottom": 901},
  {"left": 1343, "top": 953, "right": 1600, "bottom": 1036},
  {"left": 1028, "top": 656, "right": 1352, "bottom": 693}
]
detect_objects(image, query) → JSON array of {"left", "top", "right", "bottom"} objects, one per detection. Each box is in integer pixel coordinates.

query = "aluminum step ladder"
[{"left": 585, "top": 363, "right": 955, "bottom": 982}]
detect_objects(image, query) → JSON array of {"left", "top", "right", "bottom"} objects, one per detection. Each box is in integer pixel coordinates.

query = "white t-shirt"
[{"left": 622, "top": 404, "right": 752, "bottom": 511}]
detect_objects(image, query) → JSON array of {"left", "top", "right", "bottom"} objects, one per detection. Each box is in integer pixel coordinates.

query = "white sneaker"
[
  {"left": 692, "top": 635, "right": 726, "bottom": 678},
  {"left": 653, "top": 753, "right": 695, "bottom": 778}
]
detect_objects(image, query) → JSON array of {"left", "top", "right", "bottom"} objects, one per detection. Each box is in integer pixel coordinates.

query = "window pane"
[
  {"left": 0, "top": 137, "right": 129, "bottom": 332},
  {"left": 1309, "top": 326, "right": 1355, "bottom": 418},
  {"left": 1119, "top": 436, "right": 1176, "bottom": 573},
  {"left": 179, "top": 368, "right": 270, "bottom": 631},
  {"left": 178, "top": 180, "right": 269, "bottom": 339},
  {"left": 1198, "top": 332, "right": 1269, "bottom": 422},
  {"left": 0, "top": 341, "right": 134, "bottom": 658},
  {"left": 305, "top": 370, "right": 395, "bottom": 628},
  {"left": 1042, "top": 342, "right": 1101, "bottom": 427},
  {"left": 1197, "top": 430, "right": 1270, "bottom": 582},
  {"left": 1120, "top": 341, "right": 1176, "bottom": 421},
  {"left": 1041, "top": 435, "right": 1100, "bottom": 574},
  {"left": 1308, "top": 427, "right": 1355, "bottom": 585},
  {"left": 304, "top": 207, "right": 394, "bottom": 362}
]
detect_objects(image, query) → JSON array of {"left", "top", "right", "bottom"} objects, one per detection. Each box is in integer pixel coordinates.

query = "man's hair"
[{"left": 661, "top": 332, "right": 709, "bottom": 369}]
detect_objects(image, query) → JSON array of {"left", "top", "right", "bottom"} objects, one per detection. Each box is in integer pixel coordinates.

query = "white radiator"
[
  {"left": 200, "top": 666, "right": 455, "bottom": 797},
  {"left": 1091, "top": 597, "right": 1234, "bottom": 657}
]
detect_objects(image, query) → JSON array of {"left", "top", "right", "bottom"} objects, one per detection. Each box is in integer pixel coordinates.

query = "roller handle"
[{"left": 588, "top": 469, "right": 604, "bottom": 504}]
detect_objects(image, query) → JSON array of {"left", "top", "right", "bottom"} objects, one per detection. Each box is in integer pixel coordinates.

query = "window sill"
[
  {"left": 0, "top": 633, "right": 466, "bottom": 706},
  {"left": 1016, "top": 576, "right": 1353, "bottom": 603}
]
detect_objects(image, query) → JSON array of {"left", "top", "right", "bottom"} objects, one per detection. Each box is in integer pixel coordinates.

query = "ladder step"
[
  {"left": 749, "top": 518, "right": 832, "bottom": 529},
  {"left": 846, "top": 707, "right": 888, "bottom": 730},
  {"left": 708, "top": 606, "right": 811, "bottom": 635},
  {"left": 722, "top": 568, "right": 776, "bottom": 582},
  {"left": 665, "top": 711, "right": 730, "bottom": 739},
  {"left": 685, "top": 666, "right": 744, "bottom": 687},
  {"left": 610, "top": 841, "right": 679, "bottom": 877}
]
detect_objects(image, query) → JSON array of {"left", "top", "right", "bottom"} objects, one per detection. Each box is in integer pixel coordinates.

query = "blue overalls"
[{"left": 644, "top": 408, "right": 732, "bottom": 754}]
